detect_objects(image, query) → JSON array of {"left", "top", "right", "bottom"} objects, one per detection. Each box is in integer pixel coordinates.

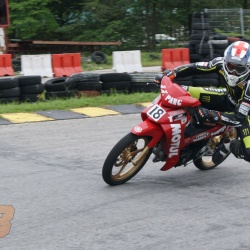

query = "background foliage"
[{"left": 7, "top": 0, "right": 250, "bottom": 51}]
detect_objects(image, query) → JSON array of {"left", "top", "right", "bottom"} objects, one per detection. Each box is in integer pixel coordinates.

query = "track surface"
[{"left": 0, "top": 114, "right": 249, "bottom": 250}]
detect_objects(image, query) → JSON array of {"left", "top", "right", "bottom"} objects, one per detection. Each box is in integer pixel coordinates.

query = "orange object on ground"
[
  {"left": 161, "top": 48, "right": 190, "bottom": 71},
  {"left": 52, "top": 53, "right": 83, "bottom": 77},
  {"left": 0, "top": 54, "right": 14, "bottom": 76}
]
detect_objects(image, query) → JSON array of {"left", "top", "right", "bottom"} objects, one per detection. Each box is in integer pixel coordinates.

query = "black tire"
[
  {"left": 191, "top": 29, "right": 209, "bottom": 35},
  {"left": 0, "top": 87, "right": 20, "bottom": 98},
  {"left": 190, "top": 34, "right": 209, "bottom": 41},
  {"left": 17, "top": 76, "right": 42, "bottom": 86},
  {"left": 102, "top": 81, "right": 131, "bottom": 91},
  {"left": 45, "top": 90, "right": 77, "bottom": 100},
  {"left": 192, "top": 18, "right": 210, "bottom": 24},
  {"left": 20, "top": 84, "right": 45, "bottom": 94},
  {"left": 20, "top": 94, "right": 40, "bottom": 103},
  {"left": 68, "top": 73, "right": 101, "bottom": 91},
  {"left": 193, "top": 128, "right": 238, "bottom": 170},
  {"left": 76, "top": 80, "right": 102, "bottom": 91},
  {"left": 0, "top": 78, "right": 19, "bottom": 90},
  {"left": 45, "top": 78, "right": 76, "bottom": 92},
  {"left": 92, "top": 51, "right": 107, "bottom": 64},
  {"left": 130, "top": 82, "right": 159, "bottom": 93},
  {"left": 102, "top": 133, "right": 153, "bottom": 186},
  {"left": 0, "top": 97, "right": 19, "bottom": 104},
  {"left": 100, "top": 73, "right": 131, "bottom": 82},
  {"left": 192, "top": 23, "right": 210, "bottom": 30}
]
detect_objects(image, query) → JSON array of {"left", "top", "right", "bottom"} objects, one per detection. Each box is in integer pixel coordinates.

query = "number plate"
[{"left": 147, "top": 104, "right": 166, "bottom": 121}]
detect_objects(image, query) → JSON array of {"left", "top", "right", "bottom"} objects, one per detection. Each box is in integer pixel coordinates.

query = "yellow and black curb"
[{"left": 0, "top": 103, "right": 151, "bottom": 125}]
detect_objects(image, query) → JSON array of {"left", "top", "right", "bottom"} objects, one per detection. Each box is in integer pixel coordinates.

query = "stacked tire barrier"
[
  {"left": 18, "top": 76, "right": 44, "bottom": 102},
  {"left": 99, "top": 73, "right": 131, "bottom": 94},
  {"left": 0, "top": 76, "right": 44, "bottom": 103},
  {"left": 0, "top": 78, "right": 20, "bottom": 103},
  {"left": 210, "top": 34, "right": 228, "bottom": 57},
  {"left": 68, "top": 73, "right": 101, "bottom": 97},
  {"left": 189, "top": 12, "right": 211, "bottom": 63},
  {"left": 187, "top": 12, "right": 224, "bottom": 87},
  {"left": 44, "top": 77, "right": 77, "bottom": 100},
  {"left": 130, "top": 73, "right": 159, "bottom": 93}
]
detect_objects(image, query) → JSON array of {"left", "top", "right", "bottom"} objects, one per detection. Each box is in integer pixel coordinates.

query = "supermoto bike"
[{"left": 102, "top": 76, "right": 237, "bottom": 186}]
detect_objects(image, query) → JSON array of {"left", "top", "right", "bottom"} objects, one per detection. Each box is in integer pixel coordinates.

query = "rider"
[{"left": 155, "top": 40, "right": 250, "bottom": 164}]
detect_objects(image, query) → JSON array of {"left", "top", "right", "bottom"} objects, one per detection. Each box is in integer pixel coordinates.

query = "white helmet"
[{"left": 223, "top": 41, "right": 250, "bottom": 87}]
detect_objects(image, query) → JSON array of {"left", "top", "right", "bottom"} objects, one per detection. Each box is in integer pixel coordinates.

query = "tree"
[{"left": 8, "top": 0, "right": 58, "bottom": 40}]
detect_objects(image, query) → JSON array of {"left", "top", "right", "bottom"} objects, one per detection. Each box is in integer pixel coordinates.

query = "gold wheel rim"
[
  {"left": 201, "top": 127, "right": 237, "bottom": 168},
  {"left": 112, "top": 137, "right": 150, "bottom": 181}
]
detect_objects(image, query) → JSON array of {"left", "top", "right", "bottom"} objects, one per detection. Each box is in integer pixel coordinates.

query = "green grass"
[{"left": 0, "top": 92, "right": 159, "bottom": 114}]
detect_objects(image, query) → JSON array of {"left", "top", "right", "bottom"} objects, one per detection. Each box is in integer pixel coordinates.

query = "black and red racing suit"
[{"left": 172, "top": 57, "right": 250, "bottom": 161}]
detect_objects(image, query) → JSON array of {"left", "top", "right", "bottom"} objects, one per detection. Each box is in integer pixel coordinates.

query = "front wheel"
[{"left": 102, "top": 133, "right": 153, "bottom": 186}]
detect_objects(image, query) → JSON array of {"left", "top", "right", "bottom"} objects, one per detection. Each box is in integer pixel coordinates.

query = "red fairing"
[
  {"left": 131, "top": 120, "right": 164, "bottom": 148},
  {"left": 161, "top": 76, "right": 200, "bottom": 108}
]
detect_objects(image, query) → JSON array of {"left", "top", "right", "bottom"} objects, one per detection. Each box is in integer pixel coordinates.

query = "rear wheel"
[
  {"left": 102, "top": 133, "right": 152, "bottom": 186},
  {"left": 193, "top": 128, "right": 237, "bottom": 170}
]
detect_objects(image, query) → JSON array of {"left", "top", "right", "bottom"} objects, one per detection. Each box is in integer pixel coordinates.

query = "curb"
[{"left": 0, "top": 103, "right": 151, "bottom": 125}]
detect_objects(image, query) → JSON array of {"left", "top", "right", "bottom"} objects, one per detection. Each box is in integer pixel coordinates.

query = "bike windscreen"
[{"left": 161, "top": 76, "right": 200, "bottom": 108}]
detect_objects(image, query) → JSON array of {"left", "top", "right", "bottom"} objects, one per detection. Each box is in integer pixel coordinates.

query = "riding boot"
[
  {"left": 212, "top": 138, "right": 231, "bottom": 165},
  {"left": 230, "top": 139, "right": 245, "bottom": 159}
]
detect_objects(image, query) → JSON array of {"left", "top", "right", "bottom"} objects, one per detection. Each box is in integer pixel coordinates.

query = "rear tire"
[
  {"left": 102, "top": 133, "right": 152, "bottom": 185},
  {"left": 193, "top": 128, "right": 238, "bottom": 170}
]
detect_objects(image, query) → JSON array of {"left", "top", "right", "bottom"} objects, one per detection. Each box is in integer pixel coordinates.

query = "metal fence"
[{"left": 205, "top": 8, "right": 250, "bottom": 38}]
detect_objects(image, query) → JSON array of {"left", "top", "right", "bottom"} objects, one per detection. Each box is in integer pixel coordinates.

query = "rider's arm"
[
  {"left": 220, "top": 80, "right": 250, "bottom": 126},
  {"left": 221, "top": 80, "right": 250, "bottom": 126},
  {"left": 173, "top": 57, "right": 223, "bottom": 78}
]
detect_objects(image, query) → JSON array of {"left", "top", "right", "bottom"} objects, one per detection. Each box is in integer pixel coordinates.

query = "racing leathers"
[{"left": 171, "top": 57, "right": 250, "bottom": 162}]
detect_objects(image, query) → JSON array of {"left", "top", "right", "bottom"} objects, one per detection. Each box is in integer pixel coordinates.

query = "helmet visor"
[{"left": 225, "top": 62, "right": 248, "bottom": 75}]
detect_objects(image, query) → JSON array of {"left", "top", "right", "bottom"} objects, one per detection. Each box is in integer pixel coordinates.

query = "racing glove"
[
  {"left": 153, "top": 69, "right": 175, "bottom": 86},
  {"left": 195, "top": 107, "right": 221, "bottom": 124},
  {"left": 163, "top": 69, "right": 176, "bottom": 80}
]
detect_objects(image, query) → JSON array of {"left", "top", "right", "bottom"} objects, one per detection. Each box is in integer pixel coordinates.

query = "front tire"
[{"left": 102, "top": 133, "right": 152, "bottom": 186}]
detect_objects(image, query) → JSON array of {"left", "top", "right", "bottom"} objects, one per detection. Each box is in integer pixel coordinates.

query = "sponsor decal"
[
  {"left": 204, "top": 88, "right": 226, "bottom": 93},
  {"left": 165, "top": 94, "right": 182, "bottom": 106},
  {"left": 192, "top": 132, "right": 209, "bottom": 142},
  {"left": 161, "top": 90, "right": 168, "bottom": 94},
  {"left": 221, "top": 116, "right": 241, "bottom": 126},
  {"left": 242, "top": 128, "right": 250, "bottom": 136},
  {"left": 211, "top": 126, "right": 226, "bottom": 136},
  {"left": 134, "top": 126, "right": 142, "bottom": 132},
  {"left": 169, "top": 124, "right": 181, "bottom": 158},
  {"left": 196, "top": 62, "right": 209, "bottom": 67},
  {"left": 239, "top": 103, "right": 250, "bottom": 116}
]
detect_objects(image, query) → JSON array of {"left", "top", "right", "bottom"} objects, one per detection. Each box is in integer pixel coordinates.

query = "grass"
[
  {"left": 0, "top": 92, "right": 159, "bottom": 114},
  {"left": 0, "top": 52, "right": 162, "bottom": 114}
]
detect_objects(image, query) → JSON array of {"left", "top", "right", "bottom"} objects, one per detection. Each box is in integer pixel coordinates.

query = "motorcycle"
[{"left": 102, "top": 76, "right": 237, "bottom": 186}]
